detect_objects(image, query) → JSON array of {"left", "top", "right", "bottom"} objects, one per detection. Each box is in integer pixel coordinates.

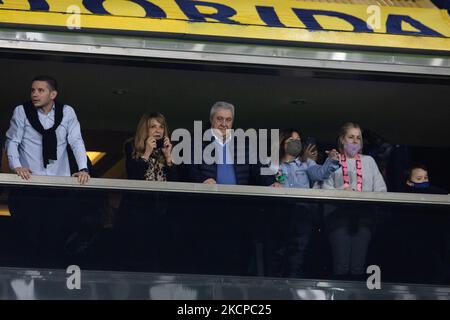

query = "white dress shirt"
[{"left": 5, "top": 103, "right": 88, "bottom": 177}]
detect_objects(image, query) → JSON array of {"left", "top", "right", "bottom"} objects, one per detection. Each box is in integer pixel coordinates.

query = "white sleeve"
[
  {"left": 5, "top": 106, "right": 25, "bottom": 170},
  {"left": 369, "top": 156, "right": 387, "bottom": 192},
  {"left": 322, "top": 174, "right": 336, "bottom": 190},
  {"left": 65, "top": 106, "right": 88, "bottom": 171}
]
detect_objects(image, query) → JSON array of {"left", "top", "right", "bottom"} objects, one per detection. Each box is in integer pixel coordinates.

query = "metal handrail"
[
  {"left": 0, "top": 29, "right": 450, "bottom": 75},
  {"left": 0, "top": 173, "right": 449, "bottom": 206}
]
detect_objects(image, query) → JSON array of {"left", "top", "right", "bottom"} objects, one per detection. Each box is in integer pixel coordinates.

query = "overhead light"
[
  {"left": 0, "top": 205, "right": 10, "bottom": 217},
  {"left": 290, "top": 99, "right": 307, "bottom": 106},
  {"left": 87, "top": 151, "right": 107, "bottom": 165},
  {"left": 112, "top": 89, "right": 129, "bottom": 95}
]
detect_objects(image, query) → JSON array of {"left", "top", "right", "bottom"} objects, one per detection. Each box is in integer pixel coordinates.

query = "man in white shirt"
[
  {"left": 6, "top": 75, "right": 90, "bottom": 184},
  {"left": 5, "top": 76, "right": 90, "bottom": 267}
]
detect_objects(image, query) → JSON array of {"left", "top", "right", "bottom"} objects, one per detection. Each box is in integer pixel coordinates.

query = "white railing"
[{"left": 0, "top": 173, "right": 449, "bottom": 206}]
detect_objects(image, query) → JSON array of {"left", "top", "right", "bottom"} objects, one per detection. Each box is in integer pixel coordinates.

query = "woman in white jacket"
[{"left": 323, "top": 122, "right": 387, "bottom": 278}]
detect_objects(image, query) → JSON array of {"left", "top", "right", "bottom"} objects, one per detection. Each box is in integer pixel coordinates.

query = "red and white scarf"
[{"left": 340, "top": 153, "right": 363, "bottom": 192}]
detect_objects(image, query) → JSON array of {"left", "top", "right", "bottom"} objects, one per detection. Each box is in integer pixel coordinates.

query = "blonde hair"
[
  {"left": 132, "top": 112, "right": 169, "bottom": 159},
  {"left": 337, "top": 122, "right": 363, "bottom": 153}
]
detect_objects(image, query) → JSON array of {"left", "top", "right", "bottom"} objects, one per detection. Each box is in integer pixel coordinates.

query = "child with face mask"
[
  {"left": 404, "top": 164, "right": 447, "bottom": 195},
  {"left": 276, "top": 129, "right": 340, "bottom": 188},
  {"left": 322, "top": 122, "right": 387, "bottom": 279},
  {"left": 268, "top": 129, "right": 340, "bottom": 278}
]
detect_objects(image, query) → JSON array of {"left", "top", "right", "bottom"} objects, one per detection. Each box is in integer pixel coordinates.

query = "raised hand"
[
  {"left": 143, "top": 137, "right": 157, "bottom": 159},
  {"left": 326, "top": 149, "right": 340, "bottom": 161},
  {"left": 162, "top": 136, "right": 173, "bottom": 163},
  {"left": 302, "top": 144, "right": 318, "bottom": 162}
]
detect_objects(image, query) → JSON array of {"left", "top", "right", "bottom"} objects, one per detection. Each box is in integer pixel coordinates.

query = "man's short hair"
[
  {"left": 210, "top": 101, "right": 235, "bottom": 120},
  {"left": 32, "top": 75, "right": 58, "bottom": 91}
]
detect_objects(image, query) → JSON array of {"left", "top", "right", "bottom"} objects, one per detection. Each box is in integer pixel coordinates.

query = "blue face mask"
[{"left": 410, "top": 181, "right": 430, "bottom": 189}]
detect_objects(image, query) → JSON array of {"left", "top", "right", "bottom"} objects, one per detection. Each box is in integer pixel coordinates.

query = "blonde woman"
[
  {"left": 323, "top": 122, "right": 387, "bottom": 278},
  {"left": 118, "top": 112, "right": 177, "bottom": 271},
  {"left": 124, "top": 112, "right": 176, "bottom": 181}
]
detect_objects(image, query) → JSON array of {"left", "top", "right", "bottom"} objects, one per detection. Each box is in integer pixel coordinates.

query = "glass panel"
[
  {"left": 0, "top": 182, "right": 449, "bottom": 287},
  {"left": 1, "top": 267, "right": 449, "bottom": 300}
]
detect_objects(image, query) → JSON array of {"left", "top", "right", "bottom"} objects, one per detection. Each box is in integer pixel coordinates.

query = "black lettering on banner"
[
  {"left": 83, "top": 0, "right": 166, "bottom": 18},
  {"left": 386, "top": 14, "right": 443, "bottom": 36},
  {"left": 28, "top": 0, "right": 49, "bottom": 11},
  {"left": 21, "top": 0, "right": 446, "bottom": 40},
  {"left": 256, "top": 6, "right": 286, "bottom": 27},
  {"left": 292, "top": 8, "right": 373, "bottom": 32},
  {"left": 175, "top": 0, "right": 241, "bottom": 24}
]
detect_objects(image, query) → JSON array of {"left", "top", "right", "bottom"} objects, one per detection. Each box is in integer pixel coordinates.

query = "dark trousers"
[
  {"left": 266, "top": 203, "right": 314, "bottom": 278},
  {"left": 8, "top": 189, "right": 81, "bottom": 268},
  {"left": 393, "top": 213, "right": 450, "bottom": 284},
  {"left": 171, "top": 197, "right": 254, "bottom": 276},
  {"left": 114, "top": 193, "right": 172, "bottom": 272},
  {"left": 325, "top": 205, "right": 376, "bottom": 276}
]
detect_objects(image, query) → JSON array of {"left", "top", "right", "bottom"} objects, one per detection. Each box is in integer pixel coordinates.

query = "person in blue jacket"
[{"left": 269, "top": 128, "right": 340, "bottom": 277}]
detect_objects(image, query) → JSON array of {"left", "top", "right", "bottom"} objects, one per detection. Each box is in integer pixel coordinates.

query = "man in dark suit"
[
  {"left": 184, "top": 101, "right": 279, "bottom": 276},
  {"left": 190, "top": 101, "right": 278, "bottom": 187}
]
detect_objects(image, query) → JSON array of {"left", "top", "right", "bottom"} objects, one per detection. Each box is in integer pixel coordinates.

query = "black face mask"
[{"left": 286, "top": 140, "right": 302, "bottom": 157}]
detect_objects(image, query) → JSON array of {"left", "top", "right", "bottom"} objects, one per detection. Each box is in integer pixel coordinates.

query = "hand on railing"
[
  {"left": 14, "top": 167, "right": 32, "bottom": 180},
  {"left": 72, "top": 170, "right": 90, "bottom": 185}
]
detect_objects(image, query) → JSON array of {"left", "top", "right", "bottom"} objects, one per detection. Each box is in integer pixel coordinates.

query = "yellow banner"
[{"left": 0, "top": 0, "right": 449, "bottom": 51}]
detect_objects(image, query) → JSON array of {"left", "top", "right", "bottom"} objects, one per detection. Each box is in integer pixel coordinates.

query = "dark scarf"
[{"left": 23, "top": 101, "right": 64, "bottom": 168}]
